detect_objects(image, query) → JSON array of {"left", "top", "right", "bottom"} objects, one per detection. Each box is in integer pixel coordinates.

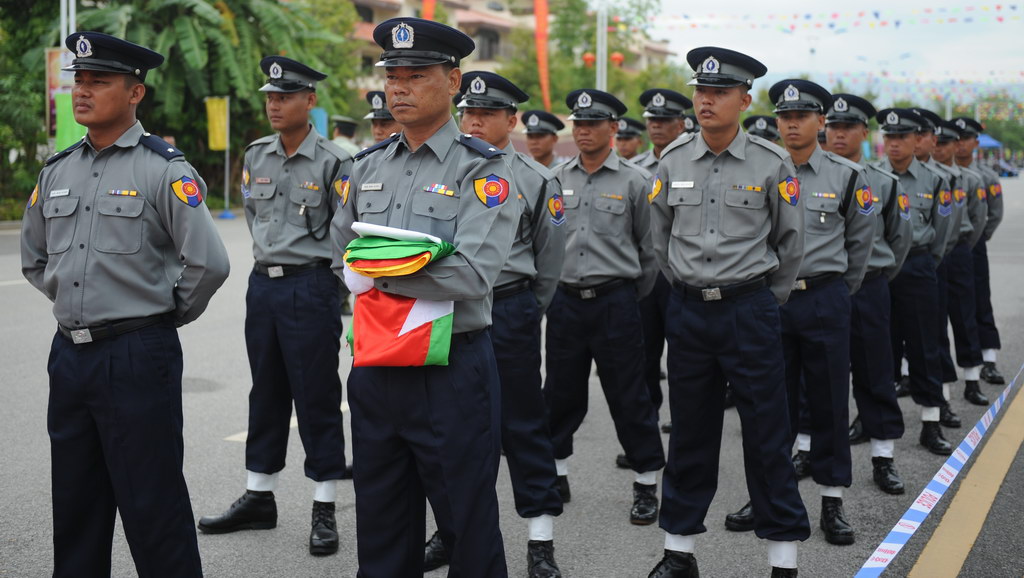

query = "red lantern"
[
  {"left": 582, "top": 52, "right": 596, "bottom": 68},
  {"left": 610, "top": 52, "right": 624, "bottom": 67}
]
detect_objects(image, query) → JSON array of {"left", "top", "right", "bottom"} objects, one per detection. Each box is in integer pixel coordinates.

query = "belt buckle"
[
  {"left": 268, "top": 266, "right": 284, "bottom": 278},
  {"left": 580, "top": 288, "right": 597, "bottom": 299},
  {"left": 70, "top": 328, "right": 93, "bottom": 344},
  {"left": 701, "top": 287, "right": 722, "bottom": 301},
  {"left": 793, "top": 279, "right": 808, "bottom": 291}
]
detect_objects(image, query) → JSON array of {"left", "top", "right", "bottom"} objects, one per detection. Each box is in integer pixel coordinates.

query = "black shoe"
[
  {"left": 820, "top": 497, "right": 855, "bottom": 545},
  {"left": 423, "top": 530, "right": 449, "bottom": 571},
  {"left": 940, "top": 404, "right": 962, "bottom": 428},
  {"left": 724, "top": 384, "right": 735, "bottom": 409},
  {"left": 661, "top": 422, "right": 673, "bottom": 434},
  {"left": 615, "top": 453, "right": 633, "bottom": 469},
  {"left": 630, "top": 482, "right": 659, "bottom": 525},
  {"left": 920, "top": 422, "right": 953, "bottom": 455},
  {"left": 792, "top": 450, "right": 811, "bottom": 480},
  {"left": 309, "top": 501, "right": 338, "bottom": 556},
  {"left": 771, "top": 568, "right": 798, "bottom": 578},
  {"left": 894, "top": 376, "right": 911, "bottom": 398},
  {"left": 724, "top": 501, "right": 755, "bottom": 532},
  {"left": 556, "top": 475, "right": 571, "bottom": 504},
  {"left": 648, "top": 550, "right": 698, "bottom": 578},
  {"left": 964, "top": 380, "right": 989, "bottom": 406},
  {"left": 848, "top": 416, "right": 868, "bottom": 445},
  {"left": 526, "top": 540, "right": 562, "bottom": 578},
  {"left": 981, "top": 362, "right": 1006, "bottom": 385},
  {"left": 871, "top": 457, "right": 905, "bottom": 495},
  {"left": 197, "top": 490, "right": 277, "bottom": 534},
  {"left": 660, "top": 369, "right": 667, "bottom": 380}
]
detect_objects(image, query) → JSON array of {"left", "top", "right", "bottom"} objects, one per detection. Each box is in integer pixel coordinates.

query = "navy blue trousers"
[
  {"left": 47, "top": 324, "right": 202, "bottom": 578},
  {"left": 972, "top": 238, "right": 1001, "bottom": 350},
  {"left": 349, "top": 331, "right": 506, "bottom": 578},
  {"left": 781, "top": 278, "right": 853, "bottom": 487},
  {"left": 936, "top": 255, "right": 957, "bottom": 382},
  {"left": 940, "top": 242, "right": 983, "bottom": 376},
  {"left": 492, "top": 289, "right": 563, "bottom": 518},
  {"left": 638, "top": 272, "right": 671, "bottom": 410},
  {"left": 244, "top": 267, "right": 347, "bottom": 480},
  {"left": 543, "top": 283, "right": 666, "bottom": 473},
  {"left": 890, "top": 252, "right": 946, "bottom": 408},
  {"left": 660, "top": 287, "right": 809, "bottom": 541},
  {"left": 850, "top": 274, "right": 905, "bottom": 441}
]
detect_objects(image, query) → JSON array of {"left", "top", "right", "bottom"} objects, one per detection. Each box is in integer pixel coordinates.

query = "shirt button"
[
  {"left": 395, "top": 203, "right": 402, "bottom": 209},
  {"left": 579, "top": 252, "right": 584, "bottom": 256},
  {"left": 710, "top": 229, "right": 715, "bottom": 234},
  {"left": 84, "top": 206, "right": 90, "bottom": 212},
  {"left": 713, "top": 168, "right": 719, "bottom": 173},
  {"left": 710, "top": 199, "right": 716, "bottom": 204},
  {"left": 116, "top": 207, "right": 122, "bottom": 213},
  {"left": 73, "top": 282, "right": 79, "bottom": 287},
  {"left": 79, "top": 243, "right": 85, "bottom": 249},
  {"left": 428, "top": 207, "right": 434, "bottom": 212},
  {"left": 278, "top": 192, "right": 282, "bottom": 196},
  {"left": 74, "top": 321, "right": 81, "bottom": 326},
  {"left": 406, "top": 170, "right": 413, "bottom": 176},
  {"left": 706, "top": 258, "right": 712, "bottom": 262},
  {"left": 92, "top": 172, "right": 98, "bottom": 177}
]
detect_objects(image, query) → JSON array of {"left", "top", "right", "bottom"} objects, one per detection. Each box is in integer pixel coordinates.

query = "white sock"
[
  {"left": 796, "top": 433, "right": 811, "bottom": 452},
  {"left": 901, "top": 357, "right": 910, "bottom": 377},
  {"left": 921, "top": 406, "right": 941, "bottom": 422},
  {"left": 983, "top": 349, "right": 998, "bottom": 363},
  {"left": 555, "top": 458, "right": 568, "bottom": 476},
  {"left": 767, "top": 541, "right": 798, "bottom": 569},
  {"left": 942, "top": 383, "right": 951, "bottom": 401},
  {"left": 870, "top": 439, "right": 895, "bottom": 458},
  {"left": 819, "top": 485, "right": 843, "bottom": 498},
  {"left": 635, "top": 470, "right": 657, "bottom": 485},
  {"left": 965, "top": 365, "right": 982, "bottom": 381},
  {"left": 314, "top": 480, "right": 337, "bottom": 503},
  {"left": 664, "top": 532, "right": 695, "bottom": 553},
  {"left": 528, "top": 515, "right": 554, "bottom": 541},
  {"left": 246, "top": 470, "right": 279, "bottom": 492}
]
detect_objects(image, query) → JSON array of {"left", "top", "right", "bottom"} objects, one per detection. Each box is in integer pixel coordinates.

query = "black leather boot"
[
  {"left": 526, "top": 540, "right": 562, "bottom": 578},
  {"left": 964, "top": 380, "right": 989, "bottom": 406},
  {"left": 197, "top": 490, "right": 277, "bottom": 534},
  {"left": 894, "top": 376, "right": 911, "bottom": 397},
  {"left": 423, "top": 530, "right": 449, "bottom": 571},
  {"left": 981, "top": 361, "right": 1006, "bottom": 385},
  {"left": 919, "top": 421, "right": 953, "bottom": 455},
  {"left": 724, "top": 501, "right": 755, "bottom": 532},
  {"left": 771, "top": 567, "right": 798, "bottom": 577},
  {"left": 309, "top": 501, "right": 338, "bottom": 556},
  {"left": 792, "top": 450, "right": 811, "bottom": 480},
  {"left": 556, "top": 475, "right": 571, "bottom": 504},
  {"left": 848, "top": 415, "right": 868, "bottom": 445},
  {"left": 630, "top": 482, "right": 659, "bottom": 525},
  {"left": 615, "top": 453, "right": 633, "bottom": 469},
  {"left": 940, "top": 404, "right": 962, "bottom": 428},
  {"left": 648, "top": 550, "right": 699, "bottom": 578},
  {"left": 820, "top": 496, "right": 855, "bottom": 545},
  {"left": 871, "top": 457, "right": 905, "bottom": 495}
]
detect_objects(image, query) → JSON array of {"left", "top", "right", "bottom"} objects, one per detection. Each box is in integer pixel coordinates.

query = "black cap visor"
[{"left": 377, "top": 50, "right": 457, "bottom": 68}]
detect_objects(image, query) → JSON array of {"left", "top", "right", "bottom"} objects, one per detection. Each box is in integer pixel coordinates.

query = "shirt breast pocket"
[
  {"left": 357, "top": 189, "right": 394, "bottom": 226},
  {"left": 287, "top": 186, "right": 324, "bottom": 228},
  {"left": 721, "top": 188, "right": 766, "bottom": 239},
  {"left": 668, "top": 187, "right": 702, "bottom": 237},
  {"left": 42, "top": 196, "right": 80, "bottom": 254},
  {"left": 593, "top": 196, "right": 627, "bottom": 235},
  {"left": 94, "top": 195, "right": 145, "bottom": 254},
  {"left": 562, "top": 194, "right": 580, "bottom": 231},
  {"left": 411, "top": 192, "right": 459, "bottom": 239},
  {"left": 805, "top": 196, "right": 841, "bottom": 235},
  {"left": 248, "top": 183, "right": 276, "bottom": 222}
]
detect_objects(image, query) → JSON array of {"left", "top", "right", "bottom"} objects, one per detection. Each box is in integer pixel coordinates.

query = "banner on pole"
[{"left": 205, "top": 97, "right": 229, "bottom": 151}]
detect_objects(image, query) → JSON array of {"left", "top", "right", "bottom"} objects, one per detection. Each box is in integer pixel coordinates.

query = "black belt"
[
  {"left": 559, "top": 278, "right": 629, "bottom": 300},
  {"left": 673, "top": 276, "right": 768, "bottom": 302},
  {"left": 254, "top": 260, "right": 329, "bottom": 278},
  {"left": 792, "top": 272, "right": 841, "bottom": 292},
  {"left": 58, "top": 313, "right": 174, "bottom": 345},
  {"left": 493, "top": 279, "right": 531, "bottom": 300},
  {"left": 451, "top": 328, "right": 486, "bottom": 344},
  {"left": 909, "top": 247, "right": 930, "bottom": 257},
  {"left": 863, "top": 269, "right": 885, "bottom": 282}
]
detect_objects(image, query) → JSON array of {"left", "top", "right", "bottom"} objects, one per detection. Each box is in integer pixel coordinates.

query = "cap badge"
[
  {"left": 955, "top": 119, "right": 966, "bottom": 130},
  {"left": 371, "top": 94, "right": 384, "bottom": 109},
  {"left": 834, "top": 97, "right": 848, "bottom": 112},
  {"left": 269, "top": 62, "right": 283, "bottom": 79},
  {"left": 652, "top": 93, "right": 666, "bottom": 107},
  {"left": 701, "top": 56, "right": 719, "bottom": 74},
  {"left": 783, "top": 85, "right": 800, "bottom": 102},
  {"left": 886, "top": 111, "right": 900, "bottom": 126},
  {"left": 76, "top": 35, "right": 93, "bottom": 58},
  {"left": 470, "top": 76, "right": 486, "bottom": 94},
  {"left": 392, "top": 22, "right": 414, "bottom": 49},
  {"left": 527, "top": 115, "right": 539, "bottom": 126},
  {"left": 684, "top": 118, "right": 694, "bottom": 130},
  {"left": 755, "top": 118, "right": 768, "bottom": 130},
  {"left": 577, "top": 91, "right": 592, "bottom": 109},
  {"left": 618, "top": 119, "right": 627, "bottom": 131}
]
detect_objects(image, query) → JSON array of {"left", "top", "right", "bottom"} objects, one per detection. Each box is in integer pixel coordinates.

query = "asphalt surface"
[{"left": 1, "top": 178, "right": 1022, "bottom": 577}]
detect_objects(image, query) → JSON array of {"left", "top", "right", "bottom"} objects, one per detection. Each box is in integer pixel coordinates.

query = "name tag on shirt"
[
  {"left": 49, "top": 189, "right": 69, "bottom": 197},
  {"left": 362, "top": 183, "right": 383, "bottom": 191},
  {"left": 671, "top": 181, "right": 694, "bottom": 189},
  {"left": 562, "top": 189, "right": 574, "bottom": 196}
]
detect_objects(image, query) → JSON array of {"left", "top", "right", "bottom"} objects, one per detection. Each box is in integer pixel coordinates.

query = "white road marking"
[{"left": 224, "top": 400, "right": 350, "bottom": 442}]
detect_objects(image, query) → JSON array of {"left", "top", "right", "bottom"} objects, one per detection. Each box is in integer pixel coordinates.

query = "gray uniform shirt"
[
  {"left": 875, "top": 157, "right": 954, "bottom": 263},
  {"left": 651, "top": 130, "right": 805, "bottom": 305},
  {"left": 925, "top": 159, "right": 966, "bottom": 257},
  {"left": 497, "top": 143, "right": 566, "bottom": 312},
  {"left": 956, "top": 165, "right": 989, "bottom": 248},
  {"left": 859, "top": 161, "right": 913, "bottom": 280},
  {"left": 21, "top": 121, "right": 230, "bottom": 327},
  {"left": 555, "top": 149, "right": 657, "bottom": 299},
  {"left": 244, "top": 126, "right": 353, "bottom": 265},
  {"left": 793, "top": 147, "right": 876, "bottom": 294},
  {"left": 971, "top": 161, "right": 1003, "bottom": 241},
  {"left": 631, "top": 150, "right": 658, "bottom": 172},
  {"left": 330, "top": 118, "right": 518, "bottom": 334}
]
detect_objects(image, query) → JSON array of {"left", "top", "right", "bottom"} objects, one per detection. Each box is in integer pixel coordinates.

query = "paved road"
[{"left": 1, "top": 179, "right": 1022, "bottom": 577}]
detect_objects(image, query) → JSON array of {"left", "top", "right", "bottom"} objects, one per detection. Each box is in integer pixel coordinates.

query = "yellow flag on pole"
[{"left": 205, "top": 97, "right": 228, "bottom": 151}]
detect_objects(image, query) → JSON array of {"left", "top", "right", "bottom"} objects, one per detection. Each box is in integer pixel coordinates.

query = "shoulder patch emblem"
[
  {"left": 937, "top": 189, "right": 953, "bottom": 217},
  {"left": 953, "top": 187, "right": 966, "bottom": 206},
  {"left": 898, "top": 192, "right": 911, "bottom": 220},
  {"left": 474, "top": 174, "right": 510, "bottom": 207},
  {"left": 976, "top": 187, "right": 987, "bottom": 201},
  {"left": 27, "top": 185, "right": 38, "bottom": 208},
  {"left": 648, "top": 176, "right": 663, "bottom": 204},
  {"left": 990, "top": 183, "right": 1002, "bottom": 197},
  {"left": 335, "top": 176, "right": 350, "bottom": 207},
  {"left": 172, "top": 176, "right": 203, "bottom": 207},
  {"left": 241, "top": 165, "right": 251, "bottom": 198},
  {"left": 548, "top": 193, "right": 565, "bottom": 225},
  {"left": 855, "top": 186, "right": 874, "bottom": 215},
  {"left": 778, "top": 176, "right": 800, "bottom": 207}
]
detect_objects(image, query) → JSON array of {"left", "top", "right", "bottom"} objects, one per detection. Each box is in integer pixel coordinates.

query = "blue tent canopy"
[{"left": 978, "top": 133, "right": 1002, "bottom": 149}]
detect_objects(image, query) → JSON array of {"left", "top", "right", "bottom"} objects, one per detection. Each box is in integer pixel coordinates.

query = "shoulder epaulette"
[
  {"left": 355, "top": 133, "right": 400, "bottom": 161},
  {"left": 140, "top": 132, "right": 185, "bottom": 161},
  {"left": 825, "top": 151, "right": 866, "bottom": 175},
  {"left": 747, "top": 134, "right": 789, "bottom": 160},
  {"left": 515, "top": 151, "right": 556, "bottom": 181},
  {"left": 317, "top": 138, "right": 354, "bottom": 163},
  {"left": 44, "top": 139, "right": 86, "bottom": 166},
  {"left": 660, "top": 132, "right": 695, "bottom": 158},
  {"left": 457, "top": 133, "right": 505, "bottom": 159},
  {"left": 865, "top": 163, "right": 899, "bottom": 182},
  {"left": 245, "top": 134, "right": 278, "bottom": 151}
]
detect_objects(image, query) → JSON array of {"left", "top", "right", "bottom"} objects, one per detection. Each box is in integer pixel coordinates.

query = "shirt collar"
[
  {"left": 85, "top": 121, "right": 144, "bottom": 153},
  {"left": 390, "top": 117, "right": 460, "bottom": 162},
  {"left": 691, "top": 127, "right": 748, "bottom": 161},
  {"left": 566, "top": 149, "right": 622, "bottom": 173},
  {"left": 801, "top": 144, "right": 824, "bottom": 174},
  {"left": 272, "top": 125, "right": 319, "bottom": 160}
]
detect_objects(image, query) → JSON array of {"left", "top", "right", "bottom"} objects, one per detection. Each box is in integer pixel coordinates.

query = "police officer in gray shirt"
[
  {"left": 648, "top": 47, "right": 808, "bottom": 578},
  {"left": 197, "top": 56, "right": 352, "bottom": 556},
  {"left": 875, "top": 108, "right": 956, "bottom": 455},
  {"left": 544, "top": 88, "right": 665, "bottom": 528},
  {"left": 329, "top": 18, "right": 518, "bottom": 576},
  {"left": 522, "top": 110, "right": 566, "bottom": 169},
  {"left": 825, "top": 93, "right": 912, "bottom": 496},
  {"left": 21, "top": 32, "right": 229, "bottom": 578}
]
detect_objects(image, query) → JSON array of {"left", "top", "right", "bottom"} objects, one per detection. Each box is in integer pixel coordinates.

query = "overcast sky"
[{"left": 644, "top": 0, "right": 1023, "bottom": 106}]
